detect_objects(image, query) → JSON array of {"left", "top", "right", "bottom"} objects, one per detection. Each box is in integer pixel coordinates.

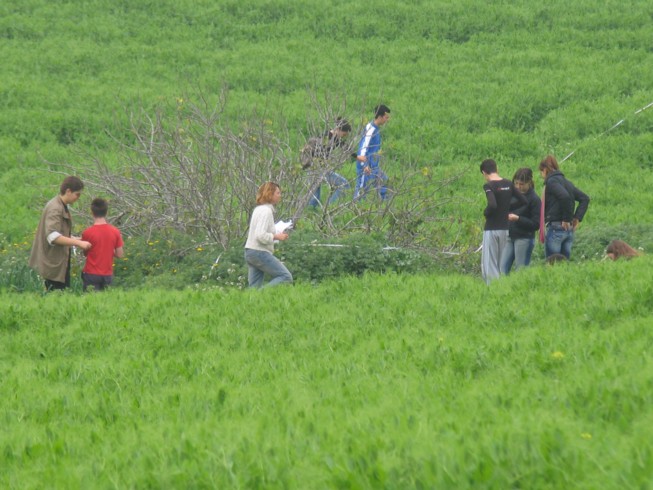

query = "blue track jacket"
[{"left": 357, "top": 121, "right": 382, "bottom": 173}]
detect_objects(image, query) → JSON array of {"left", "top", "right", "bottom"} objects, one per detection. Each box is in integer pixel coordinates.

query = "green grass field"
[
  {"left": 2, "top": 1, "right": 653, "bottom": 488},
  {"left": 2, "top": 260, "right": 652, "bottom": 488},
  {"left": 2, "top": 0, "right": 653, "bottom": 242}
]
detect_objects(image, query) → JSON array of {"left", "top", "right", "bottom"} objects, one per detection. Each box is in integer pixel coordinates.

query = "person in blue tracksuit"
[{"left": 355, "top": 104, "right": 391, "bottom": 200}]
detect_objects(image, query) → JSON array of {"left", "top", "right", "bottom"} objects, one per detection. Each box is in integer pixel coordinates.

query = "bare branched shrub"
[
  {"left": 45, "top": 90, "right": 303, "bottom": 248},
  {"left": 302, "top": 163, "right": 471, "bottom": 254},
  {"left": 44, "top": 88, "right": 470, "bottom": 254}
]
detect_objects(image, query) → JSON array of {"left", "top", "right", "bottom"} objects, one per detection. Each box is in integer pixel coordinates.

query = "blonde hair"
[{"left": 256, "top": 182, "right": 280, "bottom": 205}]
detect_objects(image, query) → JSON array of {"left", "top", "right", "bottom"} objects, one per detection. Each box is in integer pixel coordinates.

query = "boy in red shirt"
[{"left": 81, "top": 198, "right": 124, "bottom": 291}]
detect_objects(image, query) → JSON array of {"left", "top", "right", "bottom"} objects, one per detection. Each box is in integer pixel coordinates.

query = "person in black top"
[
  {"left": 480, "top": 159, "right": 527, "bottom": 284},
  {"left": 538, "top": 155, "right": 590, "bottom": 260},
  {"left": 501, "top": 167, "right": 541, "bottom": 275},
  {"left": 302, "top": 117, "right": 352, "bottom": 207}
]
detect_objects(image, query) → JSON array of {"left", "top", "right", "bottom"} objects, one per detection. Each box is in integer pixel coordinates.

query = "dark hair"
[
  {"left": 538, "top": 155, "right": 559, "bottom": 175},
  {"left": 546, "top": 253, "right": 568, "bottom": 265},
  {"left": 60, "top": 176, "right": 84, "bottom": 195},
  {"left": 374, "top": 104, "right": 391, "bottom": 118},
  {"left": 256, "top": 182, "right": 280, "bottom": 205},
  {"left": 335, "top": 117, "right": 351, "bottom": 133},
  {"left": 480, "top": 159, "right": 497, "bottom": 174},
  {"left": 91, "top": 198, "right": 109, "bottom": 218},
  {"left": 513, "top": 167, "right": 534, "bottom": 190}
]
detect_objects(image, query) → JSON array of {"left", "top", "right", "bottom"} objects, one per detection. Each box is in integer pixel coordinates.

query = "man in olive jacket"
[{"left": 29, "top": 176, "right": 92, "bottom": 291}]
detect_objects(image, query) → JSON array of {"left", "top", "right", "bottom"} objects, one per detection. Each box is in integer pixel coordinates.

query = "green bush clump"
[
  {"left": 0, "top": 235, "right": 86, "bottom": 293},
  {"left": 275, "top": 231, "right": 438, "bottom": 282},
  {"left": 114, "top": 230, "right": 447, "bottom": 289},
  {"left": 113, "top": 234, "right": 223, "bottom": 290},
  {"left": 0, "top": 246, "right": 41, "bottom": 293},
  {"left": 571, "top": 223, "right": 651, "bottom": 261},
  {"left": 2, "top": 229, "right": 462, "bottom": 293}
]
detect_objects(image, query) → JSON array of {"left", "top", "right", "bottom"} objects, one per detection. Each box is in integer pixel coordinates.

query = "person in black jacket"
[
  {"left": 302, "top": 117, "right": 352, "bottom": 207},
  {"left": 501, "top": 167, "right": 541, "bottom": 275},
  {"left": 538, "top": 155, "right": 590, "bottom": 260},
  {"left": 480, "top": 159, "right": 527, "bottom": 284}
]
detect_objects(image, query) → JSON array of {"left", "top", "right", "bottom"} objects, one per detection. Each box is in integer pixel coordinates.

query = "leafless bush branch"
[{"left": 43, "top": 88, "right": 470, "bottom": 253}]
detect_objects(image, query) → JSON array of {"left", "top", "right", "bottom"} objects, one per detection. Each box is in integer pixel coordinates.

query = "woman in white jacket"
[{"left": 244, "top": 182, "right": 293, "bottom": 288}]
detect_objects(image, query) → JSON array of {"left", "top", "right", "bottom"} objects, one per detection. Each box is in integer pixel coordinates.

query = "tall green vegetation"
[
  {"left": 1, "top": 259, "right": 652, "bottom": 488},
  {"left": 2, "top": 0, "right": 653, "bottom": 248}
]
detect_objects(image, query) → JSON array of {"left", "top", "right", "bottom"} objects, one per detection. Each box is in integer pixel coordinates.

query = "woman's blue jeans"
[
  {"left": 545, "top": 224, "right": 574, "bottom": 259},
  {"left": 244, "top": 249, "right": 293, "bottom": 288},
  {"left": 501, "top": 237, "right": 535, "bottom": 275}
]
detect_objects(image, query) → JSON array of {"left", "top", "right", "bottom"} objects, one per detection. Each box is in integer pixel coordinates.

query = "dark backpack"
[{"left": 300, "top": 136, "right": 326, "bottom": 170}]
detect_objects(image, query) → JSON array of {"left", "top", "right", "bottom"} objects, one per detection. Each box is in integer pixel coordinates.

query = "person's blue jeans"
[
  {"left": 354, "top": 166, "right": 388, "bottom": 200},
  {"left": 501, "top": 237, "right": 535, "bottom": 275},
  {"left": 244, "top": 249, "right": 293, "bottom": 288},
  {"left": 309, "top": 171, "right": 349, "bottom": 206},
  {"left": 545, "top": 224, "right": 574, "bottom": 259}
]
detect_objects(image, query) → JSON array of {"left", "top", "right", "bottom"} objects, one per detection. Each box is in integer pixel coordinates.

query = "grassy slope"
[
  {"left": 1, "top": 258, "right": 652, "bottom": 488},
  {"left": 1, "top": 0, "right": 653, "bottom": 243}
]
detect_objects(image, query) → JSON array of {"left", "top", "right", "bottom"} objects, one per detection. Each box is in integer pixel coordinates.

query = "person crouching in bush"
[{"left": 605, "top": 239, "right": 641, "bottom": 261}]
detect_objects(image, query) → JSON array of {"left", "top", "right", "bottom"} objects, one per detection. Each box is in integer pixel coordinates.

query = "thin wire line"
[{"left": 560, "top": 100, "right": 653, "bottom": 163}]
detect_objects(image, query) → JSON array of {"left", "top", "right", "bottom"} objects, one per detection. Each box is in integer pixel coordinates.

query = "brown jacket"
[{"left": 29, "top": 196, "right": 72, "bottom": 282}]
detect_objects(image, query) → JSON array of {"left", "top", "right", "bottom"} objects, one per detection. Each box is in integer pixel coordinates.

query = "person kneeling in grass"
[{"left": 605, "top": 239, "right": 641, "bottom": 261}]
